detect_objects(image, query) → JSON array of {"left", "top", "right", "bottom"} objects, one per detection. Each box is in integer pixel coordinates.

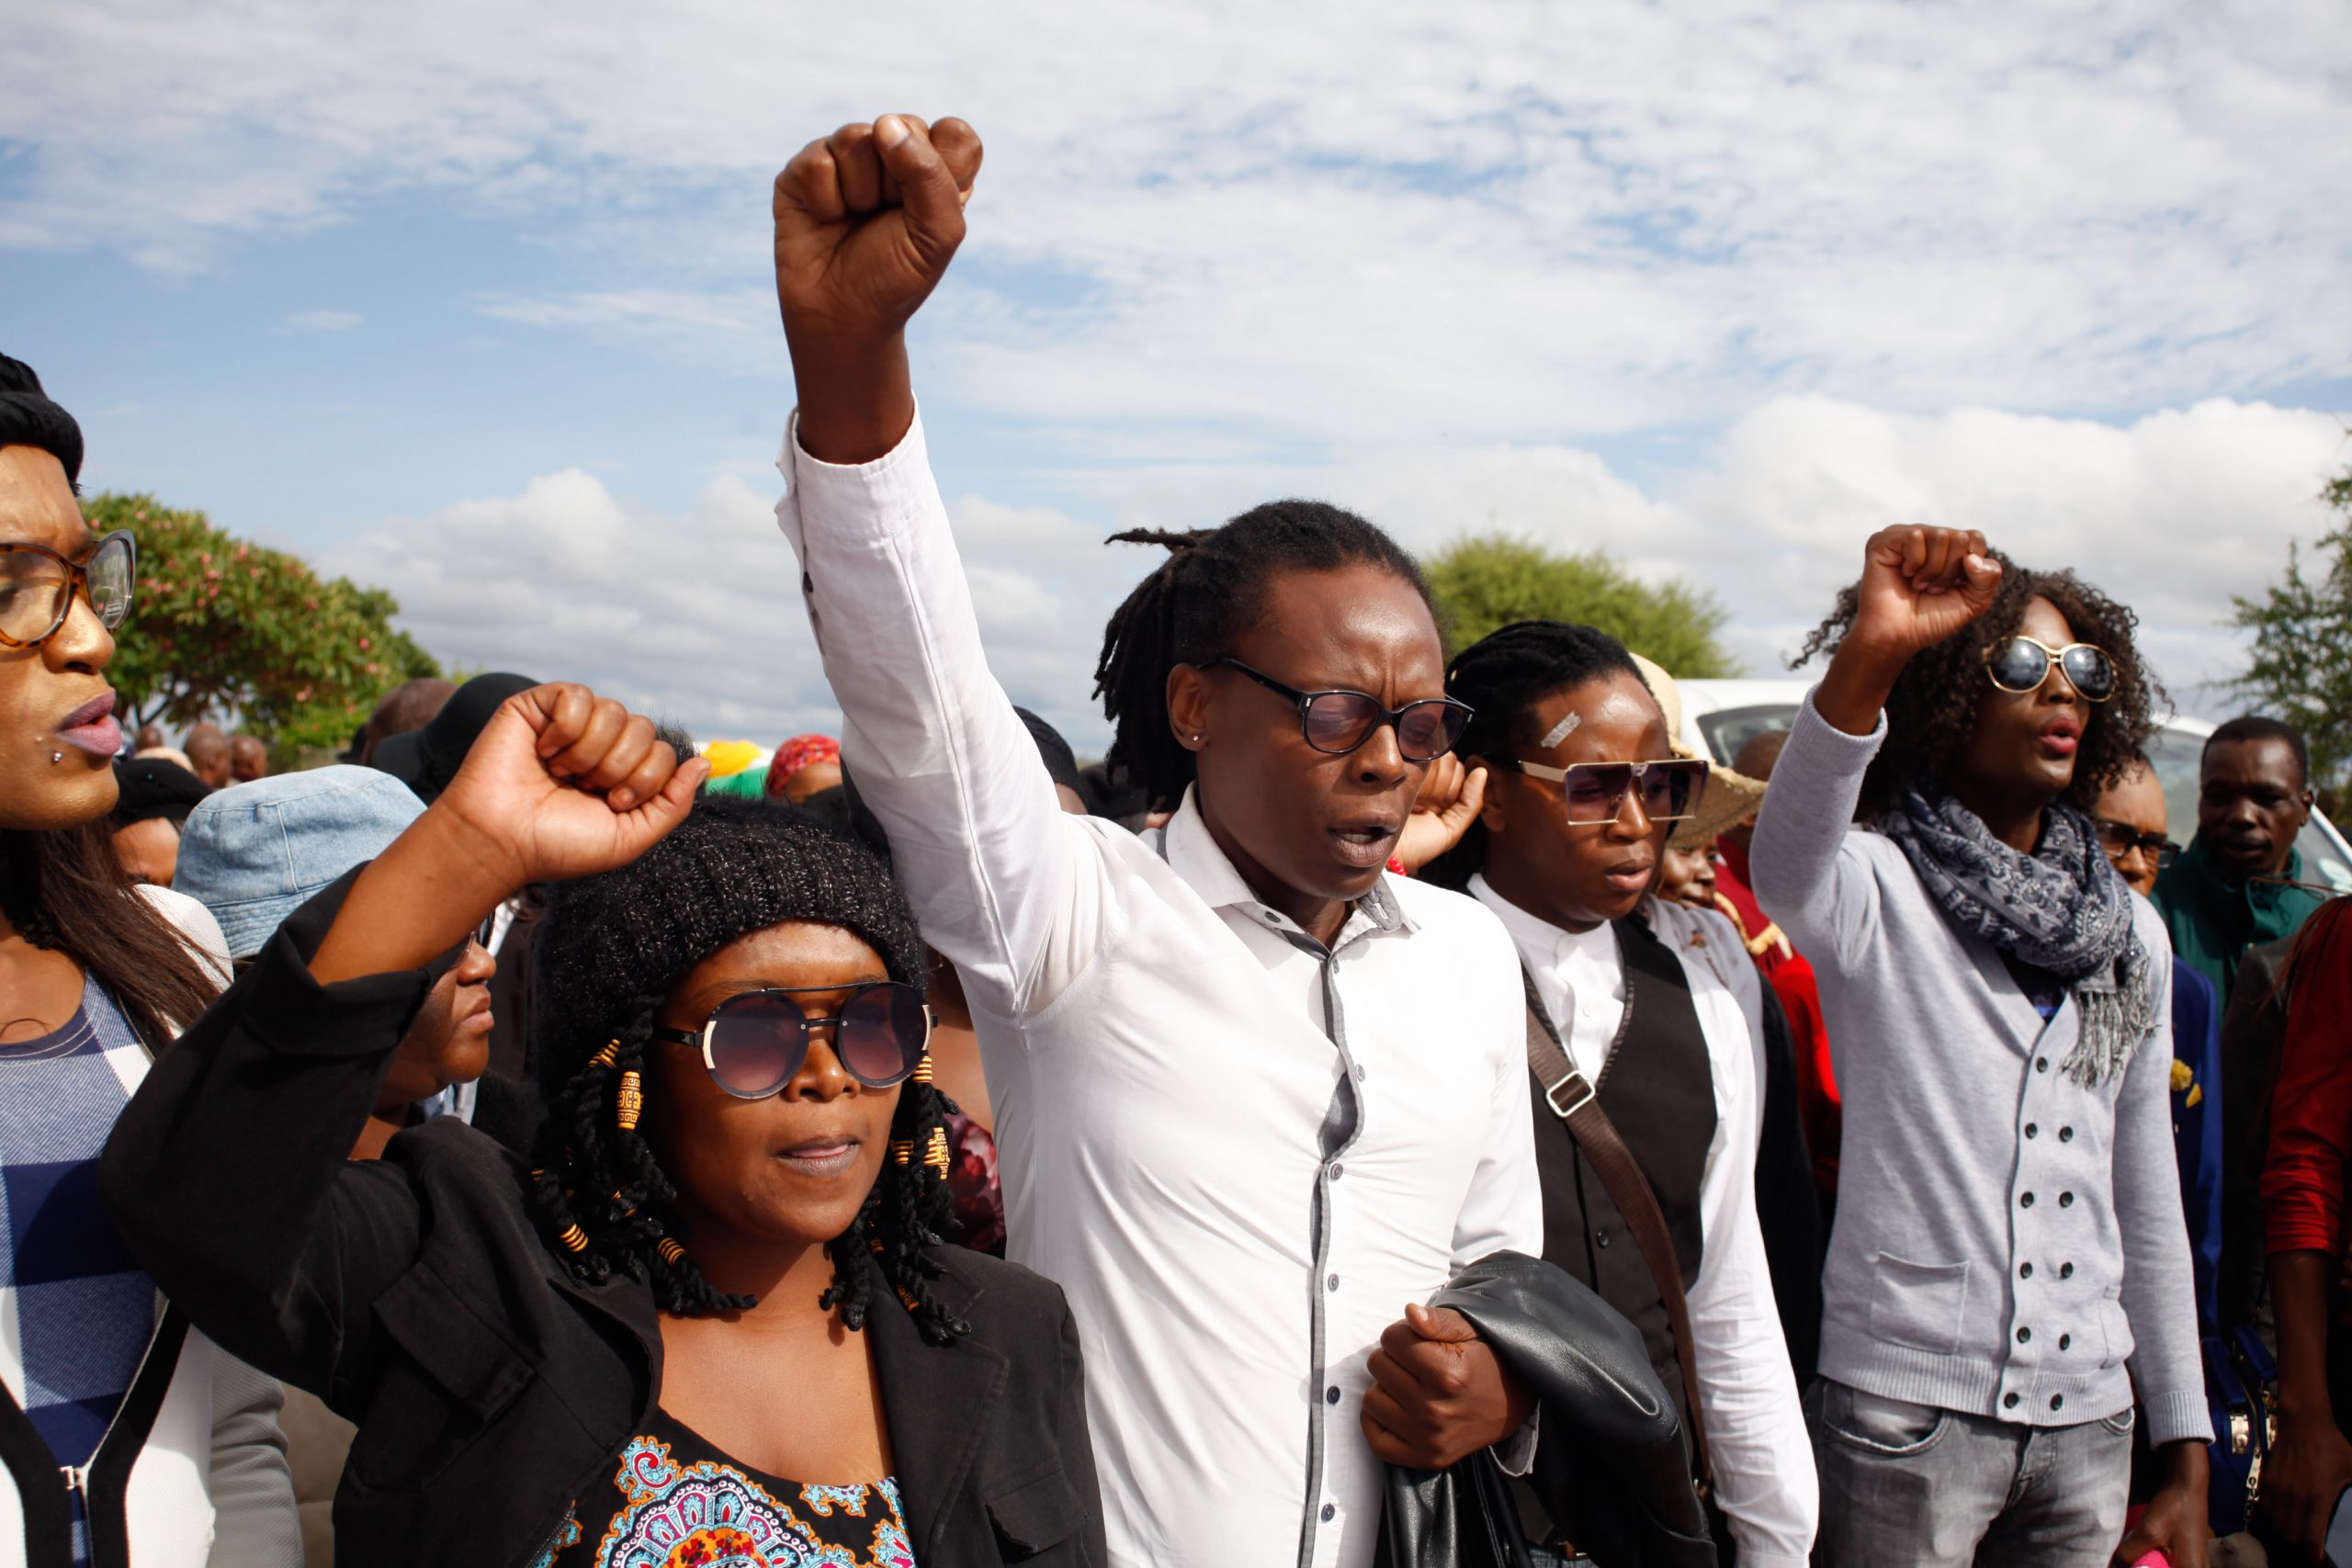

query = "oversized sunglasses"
[
  {"left": 1984, "top": 636, "right": 2115, "bottom": 703},
  {"left": 650, "top": 982, "right": 934, "bottom": 1098},
  {"left": 1208, "top": 657, "right": 1473, "bottom": 761},
  {"left": 2092, "top": 818, "right": 2179, "bottom": 869},
  {"left": 1494, "top": 756, "right": 1711, "bottom": 826},
  {"left": 0, "top": 530, "right": 134, "bottom": 649}
]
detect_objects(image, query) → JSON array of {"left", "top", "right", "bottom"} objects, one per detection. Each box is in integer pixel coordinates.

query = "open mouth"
[
  {"left": 1601, "top": 860, "right": 1655, "bottom": 894},
  {"left": 1329, "top": 818, "right": 1401, "bottom": 870},
  {"left": 2038, "top": 716, "right": 2082, "bottom": 757},
  {"left": 54, "top": 691, "right": 120, "bottom": 759}
]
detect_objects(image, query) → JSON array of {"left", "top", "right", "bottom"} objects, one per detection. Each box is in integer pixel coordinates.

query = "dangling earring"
[{"left": 615, "top": 1070, "right": 642, "bottom": 1133}]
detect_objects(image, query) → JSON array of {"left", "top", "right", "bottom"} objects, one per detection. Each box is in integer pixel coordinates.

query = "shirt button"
[
  {"left": 1327, "top": 1386, "right": 1341, "bottom": 1405},
  {"left": 2050, "top": 1395, "right": 2064, "bottom": 1412},
  {"left": 2020, "top": 1192, "right": 2036, "bottom": 1209},
  {"left": 2059, "top": 1334, "right": 2072, "bottom": 1350},
  {"left": 2020, "top": 1262, "right": 2034, "bottom": 1280},
  {"left": 1327, "top": 1274, "right": 1340, "bottom": 1292},
  {"left": 1321, "top": 1504, "right": 1336, "bottom": 1522},
  {"left": 1353, "top": 1065, "right": 1367, "bottom": 1082},
  {"left": 1328, "top": 1164, "right": 1344, "bottom": 1181},
  {"left": 1596, "top": 1230, "right": 1611, "bottom": 1249},
  {"left": 2036, "top": 1057, "right": 2050, "bottom": 1073},
  {"left": 2060, "top": 1126, "right": 2075, "bottom": 1143},
  {"left": 2061, "top": 1262, "right": 2075, "bottom": 1280},
  {"left": 2016, "top": 1326, "right": 2031, "bottom": 1343},
  {"left": 2025, "top": 1123, "right": 2039, "bottom": 1138},
  {"left": 2059, "top": 1192, "right": 2075, "bottom": 1208},
  {"left": 2004, "top": 1393, "right": 2021, "bottom": 1409}
]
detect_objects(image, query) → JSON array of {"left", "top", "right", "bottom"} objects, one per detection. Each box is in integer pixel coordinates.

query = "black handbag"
[{"left": 1374, "top": 1251, "right": 1717, "bottom": 1568}]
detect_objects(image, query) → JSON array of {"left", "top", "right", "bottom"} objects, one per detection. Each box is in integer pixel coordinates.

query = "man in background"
[
  {"left": 2156, "top": 716, "right": 2325, "bottom": 1005},
  {"left": 183, "top": 722, "right": 232, "bottom": 788},
  {"left": 229, "top": 734, "right": 268, "bottom": 783}
]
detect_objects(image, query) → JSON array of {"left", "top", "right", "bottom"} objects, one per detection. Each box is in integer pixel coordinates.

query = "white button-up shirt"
[
  {"left": 775, "top": 414, "right": 1541, "bottom": 1568},
  {"left": 1470, "top": 876, "right": 1818, "bottom": 1567}
]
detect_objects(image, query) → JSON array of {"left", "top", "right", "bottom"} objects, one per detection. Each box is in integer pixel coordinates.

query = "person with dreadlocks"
[
  {"left": 1747, "top": 525, "right": 2209, "bottom": 1568},
  {"left": 100, "top": 681, "right": 1104, "bottom": 1568},
  {"left": 1424, "top": 623, "right": 1815, "bottom": 1566},
  {"left": 768, "top": 115, "right": 1540, "bottom": 1567}
]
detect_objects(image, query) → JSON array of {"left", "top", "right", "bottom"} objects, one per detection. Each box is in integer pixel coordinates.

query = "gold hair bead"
[
  {"left": 924, "top": 1126, "right": 951, "bottom": 1175},
  {"left": 657, "top": 1237, "right": 684, "bottom": 1266},
  {"left": 614, "top": 1071, "right": 643, "bottom": 1133},
  {"left": 912, "top": 1054, "right": 935, "bottom": 1087},
  {"left": 891, "top": 1139, "right": 915, "bottom": 1168},
  {"left": 557, "top": 1223, "right": 588, "bottom": 1254},
  {"left": 591, "top": 1040, "right": 622, "bottom": 1069}
]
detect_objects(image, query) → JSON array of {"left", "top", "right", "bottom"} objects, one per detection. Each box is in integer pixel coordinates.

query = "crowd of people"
[{"left": 0, "top": 110, "right": 2346, "bottom": 1568}]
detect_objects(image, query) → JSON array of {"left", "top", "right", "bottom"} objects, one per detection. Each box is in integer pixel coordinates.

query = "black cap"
[
  {"left": 369, "top": 671, "right": 538, "bottom": 802},
  {"left": 111, "top": 755, "right": 212, "bottom": 828},
  {"left": 0, "top": 354, "right": 84, "bottom": 486}
]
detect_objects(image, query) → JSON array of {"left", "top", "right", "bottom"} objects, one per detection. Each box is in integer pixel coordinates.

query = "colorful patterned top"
[{"left": 537, "top": 1409, "right": 916, "bottom": 1568}]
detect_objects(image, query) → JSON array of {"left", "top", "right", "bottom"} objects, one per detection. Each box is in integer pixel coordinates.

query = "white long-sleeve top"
[
  {"left": 1469, "top": 877, "right": 1818, "bottom": 1568},
  {"left": 775, "top": 413, "right": 1543, "bottom": 1568}
]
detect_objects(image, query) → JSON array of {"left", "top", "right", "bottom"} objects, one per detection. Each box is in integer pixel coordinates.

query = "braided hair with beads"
[
  {"left": 1419, "top": 619, "right": 1644, "bottom": 891},
  {"left": 1092, "top": 501, "right": 1440, "bottom": 813},
  {"left": 524, "top": 794, "right": 970, "bottom": 1345}
]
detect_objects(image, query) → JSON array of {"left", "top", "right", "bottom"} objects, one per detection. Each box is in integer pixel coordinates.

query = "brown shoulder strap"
[{"left": 1523, "top": 984, "right": 1713, "bottom": 1493}]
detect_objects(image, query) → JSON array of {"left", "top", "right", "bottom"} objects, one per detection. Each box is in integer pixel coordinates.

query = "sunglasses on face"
[
  {"left": 650, "top": 982, "right": 934, "bottom": 1099},
  {"left": 2092, "top": 818, "right": 2179, "bottom": 869},
  {"left": 1984, "top": 636, "right": 2116, "bottom": 703},
  {"left": 1207, "top": 657, "right": 1474, "bottom": 762},
  {"left": 0, "top": 531, "right": 134, "bottom": 649},
  {"left": 1493, "top": 756, "right": 1711, "bottom": 826}
]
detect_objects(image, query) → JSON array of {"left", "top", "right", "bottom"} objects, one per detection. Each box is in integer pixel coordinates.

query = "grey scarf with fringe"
[{"left": 1881, "top": 785, "right": 2158, "bottom": 1086}]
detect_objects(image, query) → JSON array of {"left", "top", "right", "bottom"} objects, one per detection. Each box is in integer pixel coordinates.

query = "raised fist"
[
  {"left": 1849, "top": 525, "right": 2004, "bottom": 661},
  {"left": 431, "top": 683, "right": 706, "bottom": 892},
  {"left": 774, "top": 116, "right": 983, "bottom": 346}
]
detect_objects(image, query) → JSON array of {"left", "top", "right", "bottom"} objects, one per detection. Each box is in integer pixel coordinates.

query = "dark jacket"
[
  {"left": 98, "top": 874, "right": 1104, "bottom": 1568},
  {"left": 1378, "top": 1252, "right": 1713, "bottom": 1568}
]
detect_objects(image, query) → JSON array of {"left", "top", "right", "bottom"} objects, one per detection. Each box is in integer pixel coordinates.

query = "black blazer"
[{"left": 98, "top": 873, "right": 1104, "bottom": 1568}]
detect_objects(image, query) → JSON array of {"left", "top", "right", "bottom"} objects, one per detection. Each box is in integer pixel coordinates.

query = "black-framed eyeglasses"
[
  {"left": 1984, "top": 636, "right": 2116, "bottom": 703},
  {"left": 0, "top": 530, "right": 135, "bottom": 649},
  {"left": 650, "top": 982, "right": 934, "bottom": 1099},
  {"left": 1205, "top": 657, "right": 1473, "bottom": 761},
  {"left": 1492, "top": 756, "right": 1711, "bottom": 825},
  {"left": 2091, "top": 818, "right": 2179, "bottom": 869}
]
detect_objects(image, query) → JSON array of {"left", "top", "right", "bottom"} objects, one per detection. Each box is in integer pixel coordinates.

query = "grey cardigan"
[{"left": 1748, "top": 694, "right": 2209, "bottom": 1446}]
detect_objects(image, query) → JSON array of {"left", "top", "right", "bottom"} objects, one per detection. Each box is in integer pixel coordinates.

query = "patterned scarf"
[{"left": 1881, "top": 785, "right": 2158, "bottom": 1086}]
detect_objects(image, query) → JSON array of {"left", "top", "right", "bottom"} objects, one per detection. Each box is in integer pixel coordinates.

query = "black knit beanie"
[
  {"left": 531, "top": 795, "right": 925, "bottom": 1103},
  {"left": 0, "top": 355, "right": 84, "bottom": 485}
]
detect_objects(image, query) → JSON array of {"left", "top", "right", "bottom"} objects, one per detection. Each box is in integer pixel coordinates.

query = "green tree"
[
  {"left": 2231, "top": 464, "right": 2352, "bottom": 809},
  {"left": 1422, "top": 532, "right": 1737, "bottom": 676},
  {"left": 88, "top": 493, "right": 440, "bottom": 751}
]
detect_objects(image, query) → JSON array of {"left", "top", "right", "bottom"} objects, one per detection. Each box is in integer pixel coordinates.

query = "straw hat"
[{"left": 1628, "top": 653, "right": 1767, "bottom": 851}]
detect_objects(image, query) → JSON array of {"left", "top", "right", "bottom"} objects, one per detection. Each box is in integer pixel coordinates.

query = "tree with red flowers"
[{"left": 87, "top": 493, "right": 442, "bottom": 751}]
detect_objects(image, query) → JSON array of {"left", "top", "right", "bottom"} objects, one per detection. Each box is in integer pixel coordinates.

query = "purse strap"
[{"left": 1523, "top": 979, "right": 1713, "bottom": 1495}]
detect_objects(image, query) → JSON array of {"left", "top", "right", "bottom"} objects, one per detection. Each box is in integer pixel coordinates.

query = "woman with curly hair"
[
  {"left": 100, "top": 683, "right": 1102, "bottom": 1568},
  {"left": 1749, "top": 527, "right": 2209, "bottom": 1568}
]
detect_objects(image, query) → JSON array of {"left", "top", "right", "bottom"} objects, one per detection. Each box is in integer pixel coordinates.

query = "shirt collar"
[
  {"left": 1468, "top": 872, "right": 1618, "bottom": 975},
  {"left": 1159, "top": 785, "right": 1417, "bottom": 944}
]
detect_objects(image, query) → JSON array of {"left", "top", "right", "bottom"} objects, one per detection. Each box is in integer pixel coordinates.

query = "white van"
[{"left": 1676, "top": 679, "right": 2352, "bottom": 896}]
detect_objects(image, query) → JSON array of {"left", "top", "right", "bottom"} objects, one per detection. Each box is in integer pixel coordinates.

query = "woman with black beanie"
[{"left": 101, "top": 682, "right": 1103, "bottom": 1568}]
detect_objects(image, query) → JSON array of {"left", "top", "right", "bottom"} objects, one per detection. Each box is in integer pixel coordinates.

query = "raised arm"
[
  {"left": 1749, "top": 525, "right": 2003, "bottom": 966},
  {"left": 102, "top": 685, "right": 700, "bottom": 1400},
  {"left": 772, "top": 117, "right": 1087, "bottom": 1016}
]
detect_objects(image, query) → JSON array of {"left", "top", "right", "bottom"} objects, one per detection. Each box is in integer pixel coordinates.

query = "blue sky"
[{"left": 5, "top": 1, "right": 2348, "bottom": 750}]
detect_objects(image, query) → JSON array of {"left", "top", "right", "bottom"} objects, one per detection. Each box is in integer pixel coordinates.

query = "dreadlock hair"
[
  {"left": 1420, "top": 620, "right": 1643, "bottom": 891},
  {"left": 1793, "top": 550, "right": 2164, "bottom": 822},
  {"left": 524, "top": 795, "right": 969, "bottom": 1345},
  {"left": 1092, "top": 501, "right": 1440, "bottom": 813}
]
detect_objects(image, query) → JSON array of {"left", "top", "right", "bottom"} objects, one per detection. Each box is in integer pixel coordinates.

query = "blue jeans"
[{"left": 1809, "top": 1378, "right": 2133, "bottom": 1567}]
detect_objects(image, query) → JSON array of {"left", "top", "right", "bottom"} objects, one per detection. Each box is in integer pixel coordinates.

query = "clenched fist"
[
  {"left": 775, "top": 116, "right": 983, "bottom": 464},
  {"left": 1814, "top": 525, "right": 2007, "bottom": 738}
]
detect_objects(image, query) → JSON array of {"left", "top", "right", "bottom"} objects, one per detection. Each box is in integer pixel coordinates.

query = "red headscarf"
[{"left": 765, "top": 734, "right": 842, "bottom": 797}]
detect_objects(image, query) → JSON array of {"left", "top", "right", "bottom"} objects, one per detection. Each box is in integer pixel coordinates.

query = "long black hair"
[
  {"left": 1092, "top": 500, "right": 1439, "bottom": 812},
  {"left": 524, "top": 795, "right": 967, "bottom": 1344},
  {"left": 1421, "top": 620, "right": 1642, "bottom": 890},
  {"left": 0, "top": 822, "right": 223, "bottom": 1043},
  {"left": 1793, "top": 552, "right": 2162, "bottom": 821}
]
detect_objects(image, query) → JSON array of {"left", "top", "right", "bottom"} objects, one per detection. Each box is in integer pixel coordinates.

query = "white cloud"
[
  {"left": 5, "top": 0, "right": 2347, "bottom": 440},
  {"left": 324, "top": 394, "right": 2347, "bottom": 752},
  {"left": 288, "top": 309, "right": 362, "bottom": 330}
]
